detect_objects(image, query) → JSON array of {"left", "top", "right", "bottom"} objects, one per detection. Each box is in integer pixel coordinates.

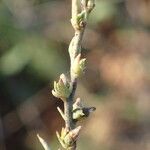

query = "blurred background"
[{"left": 0, "top": 0, "right": 150, "bottom": 150}]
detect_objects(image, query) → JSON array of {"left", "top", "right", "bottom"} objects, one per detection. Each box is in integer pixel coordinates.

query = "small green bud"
[
  {"left": 73, "top": 109, "right": 85, "bottom": 121},
  {"left": 61, "top": 127, "right": 68, "bottom": 139},
  {"left": 73, "top": 98, "right": 96, "bottom": 122},
  {"left": 68, "top": 126, "right": 81, "bottom": 141},
  {"left": 56, "top": 126, "right": 81, "bottom": 149},
  {"left": 52, "top": 74, "right": 71, "bottom": 100},
  {"left": 56, "top": 131, "right": 67, "bottom": 149},
  {"left": 71, "top": 11, "right": 87, "bottom": 30},
  {"left": 63, "top": 126, "right": 81, "bottom": 147},
  {"left": 73, "top": 98, "right": 83, "bottom": 109},
  {"left": 77, "top": 11, "right": 87, "bottom": 28},
  {"left": 73, "top": 98, "right": 85, "bottom": 121},
  {"left": 79, "top": 58, "right": 86, "bottom": 71},
  {"left": 81, "top": 0, "right": 88, "bottom": 8},
  {"left": 87, "top": 0, "right": 95, "bottom": 12},
  {"left": 77, "top": 12, "right": 85, "bottom": 22},
  {"left": 71, "top": 54, "right": 86, "bottom": 77}
]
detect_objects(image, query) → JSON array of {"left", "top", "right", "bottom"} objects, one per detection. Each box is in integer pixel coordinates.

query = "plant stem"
[
  {"left": 72, "top": 0, "right": 78, "bottom": 26},
  {"left": 62, "top": 0, "right": 95, "bottom": 149},
  {"left": 63, "top": 1, "right": 87, "bottom": 150},
  {"left": 64, "top": 99, "right": 73, "bottom": 130},
  {"left": 51, "top": 1, "right": 95, "bottom": 150}
]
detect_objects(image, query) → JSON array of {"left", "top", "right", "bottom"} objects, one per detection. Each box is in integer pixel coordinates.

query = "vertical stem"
[
  {"left": 64, "top": 79, "right": 77, "bottom": 149},
  {"left": 64, "top": 1, "right": 86, "bottom": 150},
  {"left": 72, "top": 29, "right": 85, "bottom": 58},
  {"left": 52, "top": 1, "right": 95, "bottom": 150},
  {"left": 63, "top": 79, "right": 77, "bottom": 131},
  {"left": 72, "top": 0, "right": 78, "bottom": 23},
  {"left": 64, "top": 99, "right": 73, "bottom": 130},
  {"left": 63, "top": 0, "right": 95, "bottom": 149}
]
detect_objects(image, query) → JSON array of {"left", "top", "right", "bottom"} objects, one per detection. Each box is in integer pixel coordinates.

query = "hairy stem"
[
  {"left": 61, "top": 0, "right": 95, "bottom": 149},
  {"left": 51, "top": 1, "right": 95, "bottom": 150},
  {"left": 63, "top": 1, "right": 87, "bottom": 150},
  {"left": 64, "top": 99, "right": 73, "bottom": 130}
]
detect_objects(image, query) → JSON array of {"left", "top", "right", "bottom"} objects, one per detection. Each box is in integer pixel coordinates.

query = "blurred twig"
[{"left": 37, "top": 134, "right": 51, "bottom": 150}]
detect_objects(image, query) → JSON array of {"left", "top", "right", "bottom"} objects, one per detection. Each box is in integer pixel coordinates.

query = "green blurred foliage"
[
  {"left": 90, "top": 0, "right": 117, "bottom": 25},
  {"left": 0, "top": 36, "right": 66, "bottom": 78}
]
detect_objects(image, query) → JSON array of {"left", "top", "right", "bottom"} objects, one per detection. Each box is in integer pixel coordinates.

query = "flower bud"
[
  {"left": 56, "top": 126, "right": 81, "bottom": 149},
  {"left": 87, "top": 0, "right": 95, "bottom": 12},
  {"left": 73, "top": 98, "right": 85, "bottom": 121},
  {"left": 73, "top": 98, "right": 83, "bottom": 109},
  {"left": 68, "top": 126, "right": 81, "bottom": 141},
  {"left": 73, "top": 98, "right": 96, "bottom": 122},
  {"left": 71, "top": 54, "right": 86, "bottom": 77},
  {"left": 56, "top": 130, "right": 67, "bottom": 149},
  {"left": 52, "top": 74, "right": 71, "bottom": 100},
  {"left": 81, "top": 0, "right": 88, "bottom": 8}
]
